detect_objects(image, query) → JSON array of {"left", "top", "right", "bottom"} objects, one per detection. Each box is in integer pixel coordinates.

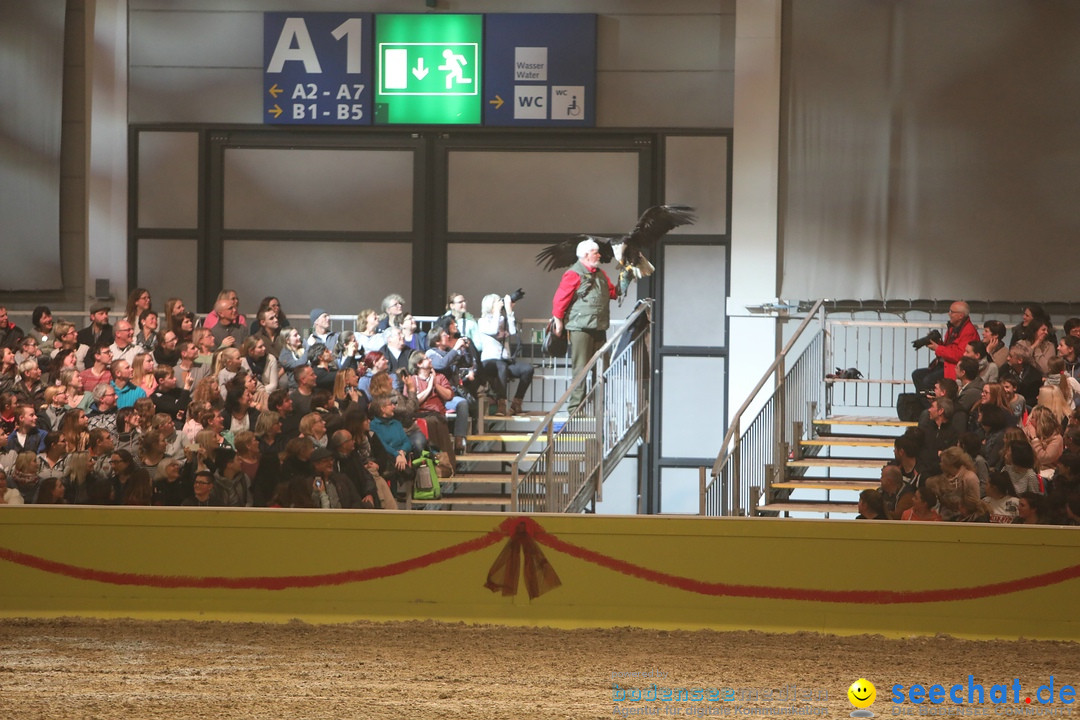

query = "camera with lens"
[
  {"left": 912, "top": 329, "right": 942, "bottom": 350},
  {"left": 506, "top": 288, "right": 526, "bottom": 303}
]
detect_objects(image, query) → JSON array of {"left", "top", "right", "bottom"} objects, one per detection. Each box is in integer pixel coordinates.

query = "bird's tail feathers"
[{"left": 633, "top": 256, "right": 655, "bottom": 279}]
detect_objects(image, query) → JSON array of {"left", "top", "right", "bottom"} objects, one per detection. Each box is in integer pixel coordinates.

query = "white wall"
[{"left": 728, "top": 0, "right": 782, "bottom": 422}]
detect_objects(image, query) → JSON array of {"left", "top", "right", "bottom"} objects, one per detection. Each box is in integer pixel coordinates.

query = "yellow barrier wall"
[{"left": 1, "top": 506, "right": 1077, "bottom": 640}]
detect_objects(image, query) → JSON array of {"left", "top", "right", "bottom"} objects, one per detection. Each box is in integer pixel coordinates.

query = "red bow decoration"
[{"left": 485, "top": 518, "right": 562, "bottom": 600}]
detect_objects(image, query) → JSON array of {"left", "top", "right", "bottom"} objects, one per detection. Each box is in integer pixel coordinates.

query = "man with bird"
[{"left": 543, "top": 204, "right": 695, "bottom": 412}]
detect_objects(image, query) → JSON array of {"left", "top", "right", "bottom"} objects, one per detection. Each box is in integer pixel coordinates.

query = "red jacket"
[
  {"left": 551, "top": 264, "right": 616, "bottom": 321},
  {"left": 935, "top": 317, "right": 978, "bottom": 379}
]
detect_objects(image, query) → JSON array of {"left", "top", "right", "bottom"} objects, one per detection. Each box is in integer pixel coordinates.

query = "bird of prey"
[{"left": 535, "top": 204, "right": 697, "bottom": 298}]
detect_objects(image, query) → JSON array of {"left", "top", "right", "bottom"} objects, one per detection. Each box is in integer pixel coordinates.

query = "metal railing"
[
  {"left": 702, "top": 303, "right": 1043, "bottom": 516},
  {"left": 704, "top": 300, "right": 826, "bottom": 516},
  {"left": 511, "top": 301, "right": 653, "bottom": 513}
]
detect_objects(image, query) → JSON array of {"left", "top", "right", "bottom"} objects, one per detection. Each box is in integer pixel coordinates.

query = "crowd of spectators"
[
  {"left": 0, "top": 286, "right": 532, "bottom": 509},
  {"left": 858, "top": 303, "right": 1080, "bottom": 525}
]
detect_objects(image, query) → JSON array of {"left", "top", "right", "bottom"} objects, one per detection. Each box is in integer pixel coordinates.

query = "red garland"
[{"left": 1, "top": 515, "right": 1078, "bottom": 604}]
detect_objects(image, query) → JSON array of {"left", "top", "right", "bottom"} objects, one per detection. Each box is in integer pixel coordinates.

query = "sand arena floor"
[{"left": 1, "top": 619, "right": 1078, "bottom": 719}]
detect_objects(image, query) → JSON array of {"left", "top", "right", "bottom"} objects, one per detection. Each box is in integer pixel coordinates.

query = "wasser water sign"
[{"left": 483, "top": 14, "right": 596, "bottom": 127}]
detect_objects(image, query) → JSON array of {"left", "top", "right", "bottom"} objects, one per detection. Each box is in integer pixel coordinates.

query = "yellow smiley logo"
[{"left": 848, "top": 678, "right": 877, "bottom": 709}]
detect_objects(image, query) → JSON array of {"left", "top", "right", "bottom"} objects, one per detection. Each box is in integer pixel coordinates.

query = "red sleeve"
[
  {"left": 935, "top": 320, "right": 979, "bottom": 364},
  {"left": 551, "top": 270, "right": 581, "bottom": 320},
  {"left": 601, "top": 269, "right": 617, "bottom": 299}
]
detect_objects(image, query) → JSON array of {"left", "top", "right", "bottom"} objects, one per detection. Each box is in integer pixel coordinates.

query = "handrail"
[
  {"left": 710, "top": 299, "right": 826, "bottom": 477},
  {"left": 511, "top": 300, "right": 653, "bottom": 511}
]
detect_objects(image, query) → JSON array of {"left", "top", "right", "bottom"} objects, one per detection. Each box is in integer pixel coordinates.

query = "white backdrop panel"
[
  {"left": 223, "top": 240, "right": 411, "bottom": 319},
  {"left": 447, "top": 151, "right": 639, "bottom": 234},
  {"left": 224, "top": 148, "right": 414, "bottom": 232},
  {"left": 138, "top": 131, "right": 199, "bottom": 228},
  {"left": 661, "top": 355, "right": 725, "bottom": 460},
  {"left": 664, "top": 136, "right": 728, "bottom": 235},
  {"left": 660, "top": 467, "right": 704, "bottom": 514},
  {"left": 137, "top": 239, "right": 198, "bottom": 308},
  {"left": 661, "top": 245, "right": 727, "bottom": 347}
]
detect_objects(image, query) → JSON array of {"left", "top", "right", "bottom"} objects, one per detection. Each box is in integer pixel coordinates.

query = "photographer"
[
  {"left": 477, "top": 290, "right": 534, "bottom": 416},
  {"left": 911, "top": 301, "right": 978, "bottom": 394},
  {"left": 427, "top": 317, "right": 482, "bottom": 402}
]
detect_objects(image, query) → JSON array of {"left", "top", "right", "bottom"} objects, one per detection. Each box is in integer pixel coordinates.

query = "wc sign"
[{"left": 484, "top": 14, "right": 596, "bottom": 127}]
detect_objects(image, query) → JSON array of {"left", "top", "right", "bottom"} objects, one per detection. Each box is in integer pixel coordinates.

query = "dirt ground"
[{"left": 1, "top": 619, "right": 1077, "bottom": 720}]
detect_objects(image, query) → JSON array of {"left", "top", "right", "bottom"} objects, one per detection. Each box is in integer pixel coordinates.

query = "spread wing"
[
  {"left": 624, "top": 205, "right": 697, "bottom": 258},
  {"left": 535, "top": 235, "right": 614, "bottom": 271}
]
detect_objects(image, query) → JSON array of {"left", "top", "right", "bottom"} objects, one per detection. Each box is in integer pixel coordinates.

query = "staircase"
[
  {"left": 705, "top": 301, "right": 936, "bottom": 518},
  {"left": 406, "top": 301, "right": 654, "bottom": 513},
  {"left": 405, "top": 409, "right": 551, "bottom": 510},
  {"left": 758, "top": 414, "right": 915, "bottom": 517}
]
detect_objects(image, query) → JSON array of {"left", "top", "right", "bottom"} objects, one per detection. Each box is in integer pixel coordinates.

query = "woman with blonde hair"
[
  {"left": 10, "top": 451, "right": 40, "bottom": 503},
  {"left": 130, "top": 352, "right": 158, "bottom": 397},
  {"left": 59, "top": 367, "right": 91, "bottom": 411},
  {"left": 190, "top": 376, "right": 222, "bottom": 409},
  {"left": 63, "top": 450, "right": 92, "bottom": 504},
  {"left": 277, "top": 327, "right": 308, "bottom": 387},
  {"left": 1038, "top": 366, "right": 1074, "bottom": 420},
  {"left": 355, "top": 308, "right": 386, "bottom": 354},
  {"left": 58, "top": 408, "right": 89, "bottom": 452},
  {"left": 194, "top": 428, "right": 225, "bottom": 458},
  {"left": 931, "top": 447, "right": 982, "bottom": 521},
  {"left": 241, "top": 335, "right": 280, "bottom": 393},
  {"left": 254, "top": 411, "right": 284, "bottom": 454},
  {"left": 333, "top": 366, "right": 362, "bottom": 414},
  {"left": 298, "top": 412, "right": 329, "bottom": 449},
  {"left": 215, "top": 347, "right": 243, "bottom": 393},
  {"left": 1024, "top": 404, "right": 1064, "bottom": 472}
]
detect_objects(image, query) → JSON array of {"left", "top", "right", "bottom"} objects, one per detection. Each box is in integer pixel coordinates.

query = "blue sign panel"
[
  {"left": 483, "top": 14, "right": 596, "bottom": 127},
  {"left": 263, "top": 13, "right": 373, "bottom": 125}
]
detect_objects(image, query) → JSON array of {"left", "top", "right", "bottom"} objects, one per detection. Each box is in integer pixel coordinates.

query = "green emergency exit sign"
[{"left": 375, "top": 14, "right": 482, "bottom": 124}]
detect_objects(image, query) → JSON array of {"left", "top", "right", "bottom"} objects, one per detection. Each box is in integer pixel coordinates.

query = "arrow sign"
[
  {"left": 268, "top": 83, "right": 282, "bottom": 98},
  {"left": 489, "top": 95, "right": 504, "bottom": 109},
  {"left": 412, "top": 57, "right": 429, "bottom": 80},
  {"left": 268, "top": 104, "right": 283, "bottom": 118}
]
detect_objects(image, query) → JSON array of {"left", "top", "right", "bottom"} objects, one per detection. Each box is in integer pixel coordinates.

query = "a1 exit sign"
[{"left": 374, "top": 14, "right": 483, "bottom": 125}]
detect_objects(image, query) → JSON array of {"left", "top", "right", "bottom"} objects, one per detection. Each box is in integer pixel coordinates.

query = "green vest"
[{"left": 565, "top": 262, "right": 611, "bottom": 332}]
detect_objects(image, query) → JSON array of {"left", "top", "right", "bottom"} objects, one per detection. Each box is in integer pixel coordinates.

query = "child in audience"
[{"left": 983, "top": 472, "right": 1019, "bottom": 523}]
